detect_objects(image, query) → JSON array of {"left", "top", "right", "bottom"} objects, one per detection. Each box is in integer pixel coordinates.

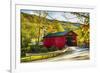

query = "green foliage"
[
  {"left": 48, "top": 46, "right": 59, "bottom": 52},
  {"left": 21, "top": 48, "right": 26, "bottom": 57},
  {"left": 30, "top": 45, "right": 48, "bottom": 53},
  {"left": 29, "top": 44, "right": 60, "bottom": 53}
]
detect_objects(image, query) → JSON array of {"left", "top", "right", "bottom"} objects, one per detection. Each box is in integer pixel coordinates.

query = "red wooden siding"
[{"left": 43, "top": 36, "right": 66, "bottom": 49}]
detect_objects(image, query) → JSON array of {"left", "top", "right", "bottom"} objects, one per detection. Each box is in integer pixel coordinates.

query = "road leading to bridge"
[{"left": 33, "top": 47, "right": 89, "bottom": 62}]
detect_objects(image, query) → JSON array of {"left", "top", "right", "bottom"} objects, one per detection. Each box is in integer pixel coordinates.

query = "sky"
[{"left": 21, "top": 9, "right": 87, "bottom": 24}]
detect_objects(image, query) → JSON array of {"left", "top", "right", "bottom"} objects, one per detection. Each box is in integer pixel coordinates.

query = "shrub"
[
  {"left": 30, "top": 44, "right": 49, "bottom": 53},
  {"left": 48, "top": 46, "right": 58, "bottom": 52},
  {"left": 21, "top": 48, "right": 26, "bottom": 57}
]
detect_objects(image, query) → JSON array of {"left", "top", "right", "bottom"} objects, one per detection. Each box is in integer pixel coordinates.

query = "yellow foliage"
[
  {"left": 56, "top": 23, "right": 65, "bottom": 32},
  {"left": 47, "top": 25, "right": 57, "bottom": 33}
]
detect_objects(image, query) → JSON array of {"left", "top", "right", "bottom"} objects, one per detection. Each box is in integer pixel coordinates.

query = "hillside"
[{"left": 21, "top": 12, "right": 89, "bottom": 47}]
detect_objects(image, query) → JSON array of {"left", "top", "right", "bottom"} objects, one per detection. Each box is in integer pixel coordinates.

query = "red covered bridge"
[{"left": 43, "top": 31, "right": 77, "bottom": 49}]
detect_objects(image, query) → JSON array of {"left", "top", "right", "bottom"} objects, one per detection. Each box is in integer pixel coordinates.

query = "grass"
[{"left": 21, "top": 50, "right": 63, "bottom": 62}]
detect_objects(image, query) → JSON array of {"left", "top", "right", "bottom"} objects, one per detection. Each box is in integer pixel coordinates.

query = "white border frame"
[{"left": 11, "top": 3, "right": 96, "bottom": 73}]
